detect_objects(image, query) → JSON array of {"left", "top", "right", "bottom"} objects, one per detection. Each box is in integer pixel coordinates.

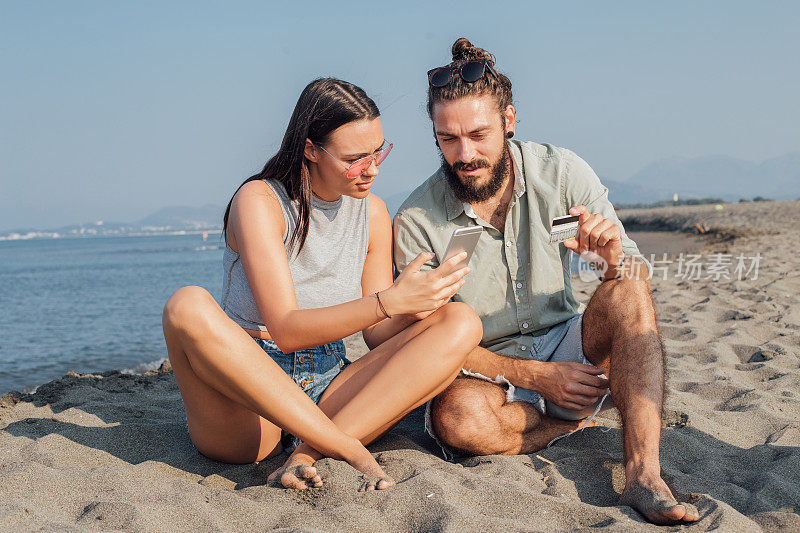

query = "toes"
[
  {"left": 647, "top": 503, "right": 699, "bottom": 526},
  {"left": 299, "top": 466, "right": 319, "bottom": 481},
  {"left": 681, "top": 502, "right": 701, "bottom": 522},
  {"left": 375, "top": 478, "right": 395, "bottom": 490},
  {"left": 657, "top": 504, "right": 687, "bottom": 524},
  {"left": 357, "top": 478, "right": 394, "bottom": 492},
  {"left": 280, "top": 471, "right": 308, "bottom": 490}
]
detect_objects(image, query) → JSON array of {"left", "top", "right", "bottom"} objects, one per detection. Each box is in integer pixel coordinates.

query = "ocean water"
[
  {"left": 0, "top": 234, "right": 224, "bottom": 394},
  {"left": 0, "top": 230, "right": 690, "bottom": 395}
]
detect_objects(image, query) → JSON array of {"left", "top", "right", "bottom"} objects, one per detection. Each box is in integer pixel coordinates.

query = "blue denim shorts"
[
  {"left": 254, "top": 337, "right": 350, "bottom": 451},
  {"left": 426, "top": 314, "right": 613, "bottom": 459}
]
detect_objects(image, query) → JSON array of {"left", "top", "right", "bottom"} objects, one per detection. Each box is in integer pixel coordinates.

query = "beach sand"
[{"left": 1, "top": 200, "right": 798, "bottom": 531}]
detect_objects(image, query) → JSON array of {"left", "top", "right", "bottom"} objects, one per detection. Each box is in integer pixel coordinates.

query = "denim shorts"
[
  {"left": 425, "top": 314, "right": 613, "bottom": 459},
  {"left": 254, "top": 337, "right": 350, "bottom": 451}
]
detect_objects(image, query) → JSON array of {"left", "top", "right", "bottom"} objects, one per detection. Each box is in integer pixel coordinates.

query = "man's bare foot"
[
  {"left": 620, "top": 475, "right": 700, "bottom": 525},
  {"left": 267, "top": 452, "right": 323, "bottom": 490}
]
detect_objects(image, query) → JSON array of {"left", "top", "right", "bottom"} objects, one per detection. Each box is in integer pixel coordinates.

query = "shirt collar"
[{"left": 444, "top": 143, "right": 525, "bottom": 222}]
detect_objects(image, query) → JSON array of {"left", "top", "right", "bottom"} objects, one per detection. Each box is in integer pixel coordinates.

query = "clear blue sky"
[{"left": 2, "top": 1, "right": 798, "bottom": 230}]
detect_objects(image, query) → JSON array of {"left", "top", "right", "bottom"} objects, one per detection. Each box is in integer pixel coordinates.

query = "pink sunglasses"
[{"left": 316, "top": 141, "right": 393, "bottom": 178}]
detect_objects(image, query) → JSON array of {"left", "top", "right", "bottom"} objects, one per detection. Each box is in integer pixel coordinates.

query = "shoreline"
[{"left": 0, "top": 229, "right": 224, "bottom": 243}]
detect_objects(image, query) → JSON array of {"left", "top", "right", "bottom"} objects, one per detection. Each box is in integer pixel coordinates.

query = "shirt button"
[
  {"left": 516, "top": 282, "right": 523, "bottom": 289},
  {"left": 506, "top": 241, "right": 512, "bottom": 247},
  {"left": 519, "top": 345, "right": 527, "bottom": 351},
  {"left": 522, "top": 322, "right": 529, "bottom": 329}
]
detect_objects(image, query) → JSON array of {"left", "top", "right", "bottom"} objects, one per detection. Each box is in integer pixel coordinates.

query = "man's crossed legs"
[{"left": 429, "top": 275, "right": 700, "bottom": 525}]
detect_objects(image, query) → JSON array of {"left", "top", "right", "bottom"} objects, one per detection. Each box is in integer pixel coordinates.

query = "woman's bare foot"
[
  {"left": 358, "top": 476, "right": 395, "bottom": 492},
  {"left": 619, "top": 475, "right": 700, "bottom": 525},
  {"left": 267, "top": 452, "right": 323, "bottom": 490},
  {"left": 268, "top": 441, "right": 395, "bottom": 491},
  {"left": 345, "top": 444, "right": 396, "bottom": 492}
]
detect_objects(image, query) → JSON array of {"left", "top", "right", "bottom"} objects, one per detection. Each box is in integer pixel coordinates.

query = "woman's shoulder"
[
  {"left": 367, "top": 193, "right": 388, "bottom": 215},
  {"left": 366, "top": 193, "right": 391, "bottom": 243},
  {"left": 230, "top": 180, "right": 286, "bottom": 229},
  {"left": 236, "top": 179, "right": 279, "bottom": 201}
]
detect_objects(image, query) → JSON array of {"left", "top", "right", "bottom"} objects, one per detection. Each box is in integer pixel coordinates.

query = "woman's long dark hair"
[{"left": 223, "top": 78, "right": 380, "bottom": 253}]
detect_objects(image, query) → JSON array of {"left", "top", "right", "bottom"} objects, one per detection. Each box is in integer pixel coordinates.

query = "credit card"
[{"left": 548, "top": 215, "right": 579, "bottom": 244}]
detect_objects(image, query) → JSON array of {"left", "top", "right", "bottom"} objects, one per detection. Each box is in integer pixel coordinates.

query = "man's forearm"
[{"left": 462, "top": 345, "right": 544, "bottom": 390}]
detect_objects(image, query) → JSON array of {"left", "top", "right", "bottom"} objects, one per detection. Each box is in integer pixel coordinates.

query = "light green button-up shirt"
[{"left": 393, "top": 140, "right": 645, "bottom": 359}]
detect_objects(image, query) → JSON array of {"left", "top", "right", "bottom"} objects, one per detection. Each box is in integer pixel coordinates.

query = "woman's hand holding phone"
[{"left": 380, "top": 251, "right": 470, "bottom": 318}]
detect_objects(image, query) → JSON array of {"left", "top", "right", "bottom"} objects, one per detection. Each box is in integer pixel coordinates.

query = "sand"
[{"left": 1, "top": 200, "right": 798, "bottom": 532}]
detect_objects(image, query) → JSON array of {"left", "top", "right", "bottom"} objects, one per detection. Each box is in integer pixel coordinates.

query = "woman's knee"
[
  {"left": 431, "top": 302, "right": 483, "bottom": 346},
  {"left": 162, "top": 286, "right": 217, "bottom": 335}
]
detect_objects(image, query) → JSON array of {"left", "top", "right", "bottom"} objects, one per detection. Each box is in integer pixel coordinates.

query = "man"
[{"left": 393, "top": 38, "right": 699, "bottom": 526}]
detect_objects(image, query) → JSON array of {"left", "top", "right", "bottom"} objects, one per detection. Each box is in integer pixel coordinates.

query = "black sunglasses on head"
[{"left": 427, "top": 60, "right": 499, "bottom": 87}]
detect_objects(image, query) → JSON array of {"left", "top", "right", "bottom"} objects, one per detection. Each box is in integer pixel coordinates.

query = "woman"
[{"left": 162, "top": 78, "right": 482, "bottom": 491}]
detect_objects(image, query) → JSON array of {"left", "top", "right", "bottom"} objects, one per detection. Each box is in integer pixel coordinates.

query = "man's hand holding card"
[{"left": 560, "top": 205, "right": 625, "bottom": 280}]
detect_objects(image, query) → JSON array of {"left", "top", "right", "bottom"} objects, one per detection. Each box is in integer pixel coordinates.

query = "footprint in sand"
[
  {"left": 660, "top": 325, "right": 697, "bottom": 341},
  {"left": 731, "top": 344, "right": 762, "bottom": 364},
  {"left": 77, "top": 501, "right": 135, "bottom": 528},
  {"left": 689, "top": 297, "right": 711, "bottom": 312},
  {"left": 690, "top": 346, "right": 718, "bottom": 365},
  {"left": 720, "top": 310, "right": 754, "bottom": 322},
  {"left": 715, "top": 388, "right": 761, "bottom": 412},
  {"left": 750, "top": 347, "right": 786, "bottom": 362},
  {"left": 733, "top": 363, "right": 786, "bottom": 382}
]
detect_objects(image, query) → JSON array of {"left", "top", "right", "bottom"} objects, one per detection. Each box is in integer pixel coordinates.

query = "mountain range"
[
  {"left": 385, "top": 152, "right": 800, "bottom": 212},
  {"left": 0, "top": 205, "right": 225, "bottom": 240},
  {"left": 3, "top": 153, "right": 797, "bottom": 239},
  {"left": 622, "top": 153, "right": 800, "bottom": 203}
]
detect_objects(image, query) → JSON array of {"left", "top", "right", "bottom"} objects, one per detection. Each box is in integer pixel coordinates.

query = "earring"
[{"left": 505, "top": 131, "right": 514, "bottom": 139}]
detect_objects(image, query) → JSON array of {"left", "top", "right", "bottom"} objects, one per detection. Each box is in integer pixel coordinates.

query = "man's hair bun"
[
  {"left": 427, "top": 37, "right": 512, "bottom": 119},
  {"left": 451, "top": 38, "right": 496, "bottom": 66}
]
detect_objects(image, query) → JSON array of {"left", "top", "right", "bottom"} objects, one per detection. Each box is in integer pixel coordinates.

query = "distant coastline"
[
  {"left": 0, "top": 227, "right": 222, "bottom": 242},
  {"left": 0, "top": 204, "right": 226, "bottom": 242}
]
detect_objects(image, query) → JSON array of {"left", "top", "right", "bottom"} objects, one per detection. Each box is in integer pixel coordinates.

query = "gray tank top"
[{"left": 220, "top": 179, "right": 369, "bottom": 333}]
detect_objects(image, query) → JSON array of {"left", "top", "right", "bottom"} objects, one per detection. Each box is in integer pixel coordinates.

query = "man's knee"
[
  {"left": 430, "top": 380, "right": 507, "bottom": 456},
  {"left": 593, "top": 276, "right": 656, "bottom": 331}
]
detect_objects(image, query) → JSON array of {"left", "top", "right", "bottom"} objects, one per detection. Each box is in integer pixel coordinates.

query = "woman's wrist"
[
  {"left": 379, "top": 286, "right": 401, "bottom": 317},
  {"left": 375, "top": 290, "right": 391, "bottom": 318}
]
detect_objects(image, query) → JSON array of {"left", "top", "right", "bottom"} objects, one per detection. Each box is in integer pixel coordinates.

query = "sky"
[{"left": 1, "top": 1, "right": 798, "bottom": 230}]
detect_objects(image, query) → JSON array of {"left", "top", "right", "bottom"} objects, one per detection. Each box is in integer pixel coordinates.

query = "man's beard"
[{"left": 441, "top": 144, "right": 511, "bottom": 203}]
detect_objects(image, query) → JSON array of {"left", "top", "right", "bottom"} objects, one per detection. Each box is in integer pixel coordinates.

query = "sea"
[
  {"left": 0, "top": 230, "right": 689, "bottom": 395},
  {"left": 0, "top": 234, "right": 224, "bottom": 394}
]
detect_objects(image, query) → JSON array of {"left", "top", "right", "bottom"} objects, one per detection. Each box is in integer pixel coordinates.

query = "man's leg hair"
[{"left": 581, "top": 272, "right": 699, "bottom": 525}]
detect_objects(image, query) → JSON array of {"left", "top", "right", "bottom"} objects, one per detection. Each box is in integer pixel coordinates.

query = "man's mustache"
[{"left": 451, "top": 159, "right": 490, "bottom": 172}]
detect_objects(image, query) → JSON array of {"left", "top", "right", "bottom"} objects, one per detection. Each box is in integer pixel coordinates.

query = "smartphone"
[{"left": 442, "top": 226, "right": 483, "bottom": 269}]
